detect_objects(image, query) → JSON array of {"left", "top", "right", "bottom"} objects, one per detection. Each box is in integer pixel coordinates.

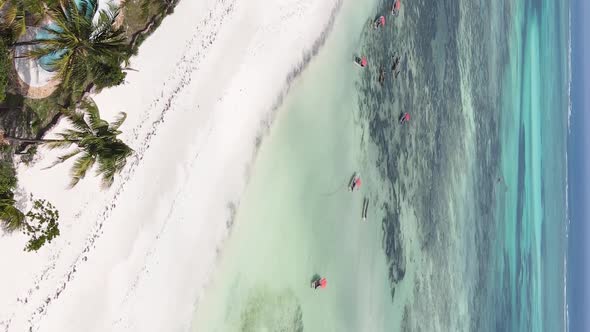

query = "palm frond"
[
  {"left": 68, "top": 152, "right": 96, "bottom": 188},
  {"left": 108, "top": 112, "right": 127, "bottom": 131},
  {"left": 46, "top": 3, "right": 71, "bottom": 31},
  {"left": 56, "top": 128, "right": 86, "bottom": 139},
  {"left": 95, "top": 140, "right": 132, "bottom": 188},
  {"left": 0, "top": 200, "right": 25, "bottom": 232},
  {"left": 13, "top": 13, "right": 26, "bottom": 37},
  {"left": 97, "top": 159, "right": 116, "bottom": 189},
  {"left": 24, "top": 39, "right": 68, "bottom": 62},
  {"left": 51, "top": 49, "right": 78, "bottom": 86},
  {"left": 63, "top": 109, "right": 91, "bottom": 133},
  {"left": 0, "top": 1, "right": 17, "bottom": 27},
  {"left": 83, "top": 100, "right": 110, "bottom": 133},
  {"left": 1, "top": 0, "right": 27, "bottom": 38},
  {"left": 43, "top": 148, "right": 82, "bottom": 169},
  {"left": 44, "top": 139, "right": 75, "bottom": 150}
]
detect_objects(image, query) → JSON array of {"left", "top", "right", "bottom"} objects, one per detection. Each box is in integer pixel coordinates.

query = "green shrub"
[
  {"left": 0, "top": 161, "right": 17, "bottom": 197},
  {"left": 92, "top": 60, "right": 127, "bottom": 89},
  {"left": 23, "top": 198, "right": 60, "bottom": 252},
  {"left": 0, "top": 38, "right": 9, "bottom": 103}
]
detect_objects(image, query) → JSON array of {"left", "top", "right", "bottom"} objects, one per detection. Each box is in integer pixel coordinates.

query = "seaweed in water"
[
  {"left": 239, "top": 286, "right": 304, "bottom": 332},
  {"left": 381, "top": 203, "right": 406, "bottom": 299}
]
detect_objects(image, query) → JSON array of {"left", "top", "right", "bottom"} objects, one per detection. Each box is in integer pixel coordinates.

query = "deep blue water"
[{"left": 567, "top": 1, "right": 590, "bottom": 330}]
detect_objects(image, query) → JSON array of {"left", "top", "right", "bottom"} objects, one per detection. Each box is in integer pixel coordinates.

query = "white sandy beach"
[{"left": 0, "top": 0, "right": 342, "bottom": 330}]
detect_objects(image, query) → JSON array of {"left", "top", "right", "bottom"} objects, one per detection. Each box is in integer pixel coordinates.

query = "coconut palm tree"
[
  {"left": 15, "top": 0, "right": 128, "bottom": 92},
  {"left": 3, "top": 98, "right": 133, "bottom": 189},
  {"left": 0, "top": 196, "right": 25, "bottom": 231},
  {"left": 0, "top": 0, "right": 60, "bottom": 40},
  {"left": 0, "top": 0, "right": 27, "bottom": 39}
]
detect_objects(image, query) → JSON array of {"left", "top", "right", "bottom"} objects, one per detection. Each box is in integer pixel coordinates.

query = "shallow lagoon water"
[
  {"left": 190, "top": 1, "right": 404, "bottom": 330},
  {"left": 190, "top": 0, "right": 569, "bottom": 330}
]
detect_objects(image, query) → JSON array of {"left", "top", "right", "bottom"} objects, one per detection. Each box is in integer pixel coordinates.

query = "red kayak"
[
  {"left": 392, "top": 0, "right": 401, "bottom": 15},
  {"left": 374, "top": 15, "right": 386, "bottom": 29},
  {"left": 348, "top": 172, "right": 362, "bottom": 191},
  {"left": 354, "top": 56, "right": 368, "bottom": 68},
  {"left": 399, "top": 112, "right": 410, "bottom": 124},
  {"left": 312, "top": 277, "right": 327, "bottom": 289}
]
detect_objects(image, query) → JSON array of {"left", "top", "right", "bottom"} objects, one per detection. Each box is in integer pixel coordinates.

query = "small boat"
[
  {"left": 374, "top": 15, "right": 386, "bottom": 29},
  {"left": 362, "top": 198, "right": 369, "bottom": 221},
  {"left": 399, "top": 112, "right": 410, "bottom": 124},
  {"left": 391, "top": 0, "right": 401, "bottom": 15},
  {"left": 354, "top": 56, "right": 367, "bottom": 68},
  {"left": 348, "top": 172, "right": 361, "bottom": 191},
  {"left": 311, "top": 277, "right": 327, "bottom": 289}
]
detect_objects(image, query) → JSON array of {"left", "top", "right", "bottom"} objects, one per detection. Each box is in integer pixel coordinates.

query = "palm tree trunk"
[
  {"left": 12, "top": 40, "right": 41, "bottom": 47},
  {"left": 2, "top": 136, "right": 69, "bottom": 144}
]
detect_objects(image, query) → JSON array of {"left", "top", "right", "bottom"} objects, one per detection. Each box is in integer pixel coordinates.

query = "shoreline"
[{"left": 0, "top": 0, "right": 342, "bottom": 330}]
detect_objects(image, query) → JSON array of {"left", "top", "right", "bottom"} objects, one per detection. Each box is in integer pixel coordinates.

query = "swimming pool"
[
  {"left": 36, "top": 24, "right": 64, "bottom": 72},
  {"left": 36, "top": 0, "right": 96, "bottom": 72}
]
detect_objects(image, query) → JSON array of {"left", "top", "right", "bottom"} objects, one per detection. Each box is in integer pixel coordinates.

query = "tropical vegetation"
[
  {"left": 0, "top": 160, "right": 24, "bottom": 231},
  {"left": 0, "top": 0, "right": 60, "bottom": 41},
  {"left": 0, "top": 162, "right": 60, "bottom": 252},
  {"left": 0, "top": 37, "right": 8, "bottom": 102},
  {"left": 23, "top": 197, "right": 60, "bottom": 252},
  {"left": 0, "top": 0, "right": 178, "bottom": 250},
  {"left": 3, "top": 98, "right": 133, "bottom": 188},
  {"left": 14, "top": 0, "right": 129, "bottom": 99}
]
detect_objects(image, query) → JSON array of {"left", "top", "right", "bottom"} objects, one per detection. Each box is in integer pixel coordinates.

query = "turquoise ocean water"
[{"left": 190, "top": 0, "right": 569, "bottom": 331}]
